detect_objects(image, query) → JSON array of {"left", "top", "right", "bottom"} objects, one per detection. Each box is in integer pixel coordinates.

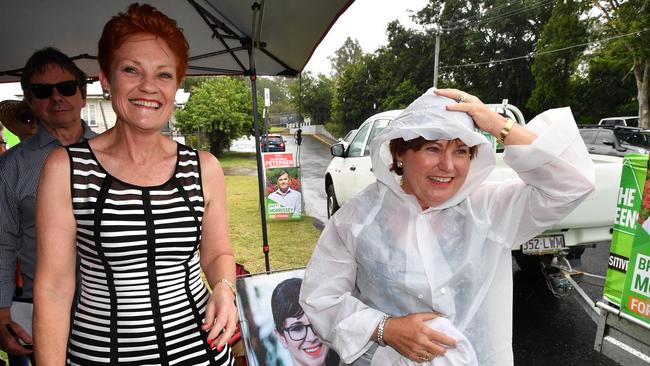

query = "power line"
[
  {"left": 440, "top": 28, "right": 648, "bottom": 69},
  {"left": 441, "top": 0, "right": 554, "bottom": 31}
]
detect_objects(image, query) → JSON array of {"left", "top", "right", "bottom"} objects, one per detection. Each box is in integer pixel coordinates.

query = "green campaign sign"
[{"left": 604, "top": 154, "right": 647, "bottom": 306}]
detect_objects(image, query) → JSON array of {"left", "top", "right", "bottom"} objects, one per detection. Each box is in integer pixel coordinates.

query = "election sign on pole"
[{"left": 263, "top": 152, "right": 302, "bottom": 221}]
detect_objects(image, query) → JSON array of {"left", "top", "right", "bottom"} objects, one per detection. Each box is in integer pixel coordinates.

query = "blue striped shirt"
[{"left": 0, "top": 121, "right": 95, "bottom": 307}]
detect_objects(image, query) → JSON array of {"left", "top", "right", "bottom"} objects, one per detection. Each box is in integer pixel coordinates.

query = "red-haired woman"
[{"left": 33, "top": 4, "right": 237, "bottom": 365}]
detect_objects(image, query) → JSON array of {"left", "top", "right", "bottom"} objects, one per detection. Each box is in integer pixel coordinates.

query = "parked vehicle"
[
  {"left": 579, "top": 126, "right": 650, "bottom": 157},
  {"left": 598, "top": 116, "right": 640, "bottom": 127},
  {"left": 337, "top": 128, "right": 358, "bottom": 151},
  {"left": 325, "top": 104, "right": 623, "bottom": 271},
  {"left": 260, "top": 134, "right": 286, "bottom": 152}
]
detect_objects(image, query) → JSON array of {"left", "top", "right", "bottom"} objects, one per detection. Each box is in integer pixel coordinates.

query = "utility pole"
[{"left": 433, "top": 27, "right": 441, "bottom": 88}]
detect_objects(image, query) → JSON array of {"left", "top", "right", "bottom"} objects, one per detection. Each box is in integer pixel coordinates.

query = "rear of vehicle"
[
  {"left": 598, "top": 116, "right": 640, "bottom": 128},
  {"left": 260, "top": 135, "right": 286, "bottom": 152}
]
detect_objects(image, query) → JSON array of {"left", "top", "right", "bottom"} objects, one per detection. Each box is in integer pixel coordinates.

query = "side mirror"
[
  {"left": 602, "top": 139, "right": 614, "bottom": 146},
  {"left": 331, "top": 143, "right": 346, "bottom": 157}
]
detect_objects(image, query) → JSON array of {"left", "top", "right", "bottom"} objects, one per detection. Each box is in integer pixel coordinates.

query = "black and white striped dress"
[{"left": 65, "top": 141, "right": 233, "bottom": 366}]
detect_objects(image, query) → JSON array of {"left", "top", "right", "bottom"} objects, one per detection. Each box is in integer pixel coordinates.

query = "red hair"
[{"left": 98, "top": 3, "right": 189, "bottom": 81}]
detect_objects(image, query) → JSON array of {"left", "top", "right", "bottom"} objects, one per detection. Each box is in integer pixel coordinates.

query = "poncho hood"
[{"left": 369, "top": 88, "right": 497, "bottom": 210}]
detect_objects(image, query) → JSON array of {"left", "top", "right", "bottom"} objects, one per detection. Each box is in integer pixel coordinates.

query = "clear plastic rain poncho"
[{"left": 300, "top": 88, "right": 595, "bottom": 366}]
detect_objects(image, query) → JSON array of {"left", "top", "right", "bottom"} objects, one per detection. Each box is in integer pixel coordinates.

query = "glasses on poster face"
[
  {"left": 283, "top": 323, "right": 316, "bottom": 341},
  {"left": 28, "top": 80, "right": 82, "bottom": 99}
]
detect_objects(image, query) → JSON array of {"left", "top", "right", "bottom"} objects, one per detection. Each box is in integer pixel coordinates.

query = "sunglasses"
[{"left": 29, "top": 80, "right": 83, "bottom": 99}]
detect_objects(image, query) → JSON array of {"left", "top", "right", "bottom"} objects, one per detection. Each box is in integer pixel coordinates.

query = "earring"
[
  {"left": 102, "top": 90, "right": 111, "bottom": 100},
  {"left": 396, "top": 160, "right": 403, "bottom": 169}
]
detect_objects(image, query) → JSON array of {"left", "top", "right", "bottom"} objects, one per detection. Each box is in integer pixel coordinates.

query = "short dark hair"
[
  {"left": 20, "top": 47, "right": 87, "bottom": 100},
  {"left": 271, "top": 278, "right": 303, "bottom": 333},
  {"left": 389, "top": 137, "right": 478, "bottom": 175},
  {"left": 276, "top": 170, "right": 290, "bottom": 182}
]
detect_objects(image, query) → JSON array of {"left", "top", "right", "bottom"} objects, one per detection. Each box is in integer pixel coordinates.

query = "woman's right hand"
[{"left": 383, "top": 312, "right": 457, "bottom": 362}]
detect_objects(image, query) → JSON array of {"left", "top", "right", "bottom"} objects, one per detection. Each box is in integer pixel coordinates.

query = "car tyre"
[{"left": 327, "top": 184, "right": 340, "bottom": 218}]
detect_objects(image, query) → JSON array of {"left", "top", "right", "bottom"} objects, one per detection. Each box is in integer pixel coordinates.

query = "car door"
[
  {"left": 353, "top": 118, "right": 391, "bottom": 192},
  {"left": 335, "top": 121, "right": 371, "bottom": 204}
]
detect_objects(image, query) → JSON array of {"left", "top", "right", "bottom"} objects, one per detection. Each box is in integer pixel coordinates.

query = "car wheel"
[{"left": 326, "top": 184, "right": 340, "bottom": 218}]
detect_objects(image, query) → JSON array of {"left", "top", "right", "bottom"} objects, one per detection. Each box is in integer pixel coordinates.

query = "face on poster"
[{"left": 236, "top": 269, "right": 339, "bottom": 366}]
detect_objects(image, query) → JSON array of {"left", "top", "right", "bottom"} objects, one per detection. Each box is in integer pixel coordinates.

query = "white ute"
[{"left": 324, "top": 103, "right": 623, "bottom": 275}]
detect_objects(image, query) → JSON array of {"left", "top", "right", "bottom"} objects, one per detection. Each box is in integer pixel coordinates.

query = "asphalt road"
[{"left": 288, "top": 134, "right": 622, "bottom": 366}]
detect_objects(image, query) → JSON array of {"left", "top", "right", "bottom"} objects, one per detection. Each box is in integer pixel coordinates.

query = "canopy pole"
[{"left": 250, "top": 2, "right": 271, "bottom": 273}]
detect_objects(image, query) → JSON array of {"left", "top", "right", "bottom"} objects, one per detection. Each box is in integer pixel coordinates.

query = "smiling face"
[
  {"left": 100, "top": 34, "right": 178, "bottom": 132},
  {"left": 277, "top": 172, "right": 290, "bottom": 192},
  {"left": 27, "top": 64, "right": 85, "bottom": 130},
  {"left": 399, "top": 139, "right": 471, "bottom": 209},
  {"left": 275, "top": 314, "right": 328, "bottom": 366}
]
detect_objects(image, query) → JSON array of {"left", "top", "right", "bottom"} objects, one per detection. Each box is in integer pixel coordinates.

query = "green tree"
[
  {"left": 256, "top": 76, "right": 293, "bottom": 114},
  {"left": 174, "top": 77, "right": 259, "bottom": 156},
  {"left": 571, "top": 41, "right": 639, "bottom": 124},
  {"left": 594, "top": 0, "right": 650, "bottom": 127},
  {"left": 418, "top": 0, "right": 552, "bottom": 114},
  {"left": 288, "top": 72, "right": 334, "bottom": 124},
  {"left": 328, "top": 37, "right": 364, "bottom": 77},
  {"left": 332, "top": 54, "right": 381, "bottom": 131},
  {"left": 527, "top": 0, "right": 589, "bottom": 114}
]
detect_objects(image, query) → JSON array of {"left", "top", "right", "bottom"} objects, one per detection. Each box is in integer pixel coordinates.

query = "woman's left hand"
[
  {"left": 435, "top": 88, "right": 503, "bottom": 136},
  {"left": 202, "top": 285, "right": 238, "bottom": 352},
  {"left": 435, "top": 88, "right": 536, "bottom": 145}
]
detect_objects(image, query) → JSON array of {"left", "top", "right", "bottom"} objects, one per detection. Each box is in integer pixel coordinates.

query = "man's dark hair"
[
  {"left": 20, "top": 47, "right": 87, "bottom": 100},
  {"left": 271, "top": 278, "right": 304, "bottom": 333},
  {"left": 276, "top": 170, "right": 290, "bottom": 183}
]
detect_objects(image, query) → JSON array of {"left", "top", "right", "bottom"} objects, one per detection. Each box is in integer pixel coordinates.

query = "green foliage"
[
  {"left": 174, "top": 76, "right": 261, "bottom": 156},
  {"left": 527, "top": 0, "right": 589, "bottom": 114},
  {"left": 571, "top": 41, "right": 639, "bottom": 124},
  {"left": 328, "top": 37, "right": 363, "bottom": 77},
  {"left": 324, "top": 121, "right": 348, "bottom": 139},
  {"left": 256, "top": 76, "right": 294, "bottom": 114},
  {"left": 419, "top": 0, "right": 552, "bottom": 114},
  {"left": 593, "top": 0, "right": 650, "bottom": 126},
  {"left": 331, "top": 54, "right": 382, "bottom": 131},
  {"left": 288, "top": 72, "right": 334, "bottom": 124}
]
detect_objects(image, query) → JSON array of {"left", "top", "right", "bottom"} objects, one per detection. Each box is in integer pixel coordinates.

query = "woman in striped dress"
[{"left": 33, "top": 4, "right": 237, "bottom": 365}]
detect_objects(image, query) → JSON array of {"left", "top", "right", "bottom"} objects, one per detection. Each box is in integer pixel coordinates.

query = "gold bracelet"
[
  {"left": 214, "top": 278, "right": 236, "bottom": 298},
  {"left": 497, "top": 118, "right": 515, "bottom": 145}
]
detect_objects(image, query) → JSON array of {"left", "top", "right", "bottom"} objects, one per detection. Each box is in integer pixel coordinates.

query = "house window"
[{"left": 82, "top": 105, "right": 97, "bottom": 126}]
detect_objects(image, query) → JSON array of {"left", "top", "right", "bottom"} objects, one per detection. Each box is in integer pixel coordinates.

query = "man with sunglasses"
[
  {"left": 0, "top": 47, "right": 95, "bottom": 366},
  {"left": 271, "top": 278, "right": 339, "bottom": 366}
]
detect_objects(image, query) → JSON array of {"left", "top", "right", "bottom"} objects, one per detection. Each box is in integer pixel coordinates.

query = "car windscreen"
[
  {"left": 265, "top": 136, "right": 283, "bottom": 143},
  {"left": 615, "top": 130, "right": 650, "bottom": 148}
]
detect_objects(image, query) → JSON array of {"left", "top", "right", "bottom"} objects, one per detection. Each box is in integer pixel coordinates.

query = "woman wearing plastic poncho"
[{"left": 299, "top": 88, "right": 595, "bottom": 366}]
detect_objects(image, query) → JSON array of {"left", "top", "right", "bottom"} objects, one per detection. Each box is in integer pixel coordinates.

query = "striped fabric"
[{"left": 66, "top": 141, "right": 233, "bottom": 366}]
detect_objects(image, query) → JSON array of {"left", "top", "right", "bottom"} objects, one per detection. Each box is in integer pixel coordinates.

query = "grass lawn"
[
  {"left": 226, "top": 175, "right": 322, "bottom": 274},
  {"left": 218, "top": 151, "right": 257, "bottom": 169}
]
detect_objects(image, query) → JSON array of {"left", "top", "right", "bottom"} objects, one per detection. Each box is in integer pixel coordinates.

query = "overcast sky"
[{"left": 303, "top": 0, "right": 430, "bottom": 76}]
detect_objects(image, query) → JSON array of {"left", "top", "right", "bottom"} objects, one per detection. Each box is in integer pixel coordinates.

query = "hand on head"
[{"left": 434, "top": 88, "right": 503, "bottom": 136}]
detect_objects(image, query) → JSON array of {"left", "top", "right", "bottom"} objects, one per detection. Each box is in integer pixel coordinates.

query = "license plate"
[{"left": 522, "top": 235, "right": 565, "bottom": 255}]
